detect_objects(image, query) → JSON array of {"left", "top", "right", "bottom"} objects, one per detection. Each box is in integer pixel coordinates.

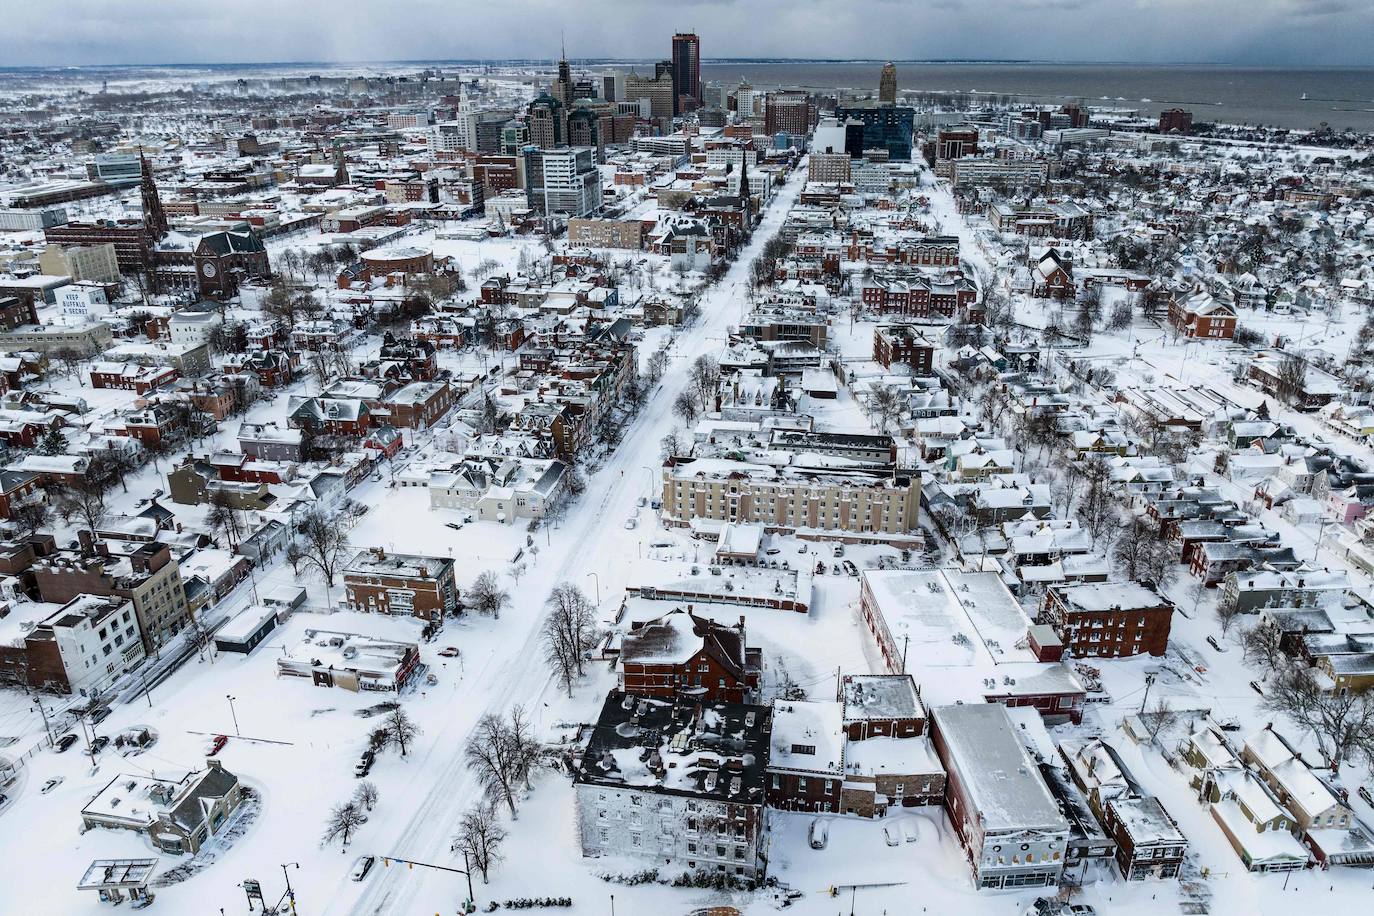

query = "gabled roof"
[{"left": 196, "top": 230, "right": 265, "bottom": 256}]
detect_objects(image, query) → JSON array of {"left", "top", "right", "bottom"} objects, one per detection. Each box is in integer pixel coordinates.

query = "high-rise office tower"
[
  {"left": 671, "top": 32, "right": 701, "bottom": 116},
  {"left": 552, "top": 37, "right": 574, "bottom": 107},
  {"left": 879, "top": 61, "right": 897, "bottom": 104}
]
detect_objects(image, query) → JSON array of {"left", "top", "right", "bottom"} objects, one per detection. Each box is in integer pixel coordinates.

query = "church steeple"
[
  {"left": 333, "top": 139, "right": 350, "bottom": 186},
  {"left": 139, "top": 151, "right": 167, "bottom": 239}
]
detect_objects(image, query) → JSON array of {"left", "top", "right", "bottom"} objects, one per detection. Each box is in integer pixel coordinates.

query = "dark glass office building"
[
  {"left": 834, "top": 104, "right": 916, "bottom": 161},
  {"left": 670, "top": 32, "right": 701, "bottom": 116}
]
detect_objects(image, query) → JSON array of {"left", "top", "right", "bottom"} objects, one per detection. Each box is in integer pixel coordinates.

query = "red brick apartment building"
[
  {"left": 861, "top": 275, "right": 979, "bottom": 320},
  {"left": 342, "top": 548, "right": 458, "bottom": 621},
  {"left": 381, "top": 381, "right": 453, "bottom": 430},
  {"left": 873, "top": 325, "right": 936, "bottom": 373},
  {"left": 1168, "top": 289, "right": 1236, "bottom": 340},
  {"left": 1041, "top": 582, "right": 1174, "bottom": 658}
]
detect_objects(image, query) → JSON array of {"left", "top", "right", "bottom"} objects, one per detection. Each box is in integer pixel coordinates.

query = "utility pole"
[
  {"left": 901, "top": 635, "right": 910, "bottom": 674},
  {"left": 30, "top": 691, "right": 54, "bottom": 744},
  {"left": 462, "top": 850, "right": 474, "bottom": 908},
  {"left": 1139, "top": 672, "right": 1156, "bottom": 715},
  {"left": 79, "top": 712, "right": 98, "bottom": 768}
]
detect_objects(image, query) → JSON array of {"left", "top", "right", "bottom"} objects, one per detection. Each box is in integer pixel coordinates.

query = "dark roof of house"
[{"left": 167, "top": 764, "right": 239, "bottom": 833}]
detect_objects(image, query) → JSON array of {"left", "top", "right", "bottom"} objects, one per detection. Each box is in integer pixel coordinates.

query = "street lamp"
[
  {"left": 226, "top": 694, "right": 241, "bottom": 736},
  {"left": 586, "top": 572, "right": 600, "bottom": 605},
  {"left": 280, "top": 862, "right": 300, "bottom": 915}
]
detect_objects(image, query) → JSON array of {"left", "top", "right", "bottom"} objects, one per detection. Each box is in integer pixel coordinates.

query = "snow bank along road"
[{"left": 332, "top": 165, "right": 807, "bottom": 916}]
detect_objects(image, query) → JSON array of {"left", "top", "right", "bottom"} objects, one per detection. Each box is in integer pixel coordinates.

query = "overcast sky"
[{"left": 5, "top": 0, "right": 1373, "bottom": 68}]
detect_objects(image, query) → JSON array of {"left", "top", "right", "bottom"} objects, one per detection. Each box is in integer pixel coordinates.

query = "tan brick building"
[{"left": 567, "top": 218, "right": 644, "bottom": 250}]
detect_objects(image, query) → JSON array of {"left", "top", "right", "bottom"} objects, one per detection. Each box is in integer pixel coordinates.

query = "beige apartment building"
[
  {"left": 808, "top": 153, "right": 853, "bottom": 184},
  {"left": 661, "top": 456, "right": 921, "bottom": 538},
  {"left": 567, "top": 217, "right": 644, "bottom": 250},
  {"left": 39, "top": 243, "right": 121, "bottom": 283}
]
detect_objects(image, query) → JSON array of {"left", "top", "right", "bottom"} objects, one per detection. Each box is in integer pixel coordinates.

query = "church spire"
[
  {"left": 139, "top": 151, "right": 167, "bottom": 239},
  {"left": 333, "top": 139, "right": 349, "bottom": 186}
]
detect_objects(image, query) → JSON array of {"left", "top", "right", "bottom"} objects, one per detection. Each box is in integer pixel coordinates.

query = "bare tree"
[
  {"left": 689, "top": 354, "right": 720, "bottom": 412},
  {"left": 285, "top": 541, "right": 305, "bottom": 577},
  {"left": 352, "top": 781, "right": 379, "bottom": 811},
  {"left": 672, "top": 389, "right": 700, "bottom": 426},
  {"left": 1141, "top": 697, "right": 1179, "bottom": 747},
  {"left": 1215, "top": 588, "right": 1242, "bottom": 637},
  {"left": 8, "top": 498, "right": 51, "bottom": 541},
  {"left": 183, "top": 610, "right": 215, "bottom": 661},
  {"left": 453, "top": 803, "right": 507, "bottom": 883},
  {"left": 321, "top": 801, "right": 365, "bottom": 848},
  {"left": 1262, "top": 668, "right": 1374, "bottom": 770},
  {"left": 1275, "top": 354, "right": 1308, "bottom": 406},
  {"left": 646, "top": 348, "right": 669, "bottom": 384},
  {"left": 380, "top": 706, "right": 421, "bottom": 758},
  {"left": 1113, "top": 515, "right": 1152, "bottom": 580},
  {"left": 507, "top": 704, "right": 543, "bottom": 792},
  {"left": 1074, "top": 456, "right": 1119, "bottom": 548},
  {"left": 542, "top": 583, "right": 598, "bottom": 696},
  {"left": 467, "top": 571, "right": 510, "bottom": 619},
  {"left": 60, "top": 474, "right": 112, "bottom": 537},
  {"left": 465, "top": 713, "right": 521, "bottom": 817},
  {"left": 207, "top": 491, "right": 243, "bottom": 549},
  {"left": 1108, "top": 299, "right": 1133, "bottom": 331},
  {"left": 866, "top": 383, "right": 904, "bottom": 434},
  {"left": 294, "top": 509, "right": 350, "bottom": 589},
  {"left": 1240, "top": 621, "right": 1285, "bottom": 673}
]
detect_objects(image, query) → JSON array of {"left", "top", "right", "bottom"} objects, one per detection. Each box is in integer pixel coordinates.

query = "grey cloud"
[{"left": 0, "top": 0, "right": 1371, "bottom": 66}]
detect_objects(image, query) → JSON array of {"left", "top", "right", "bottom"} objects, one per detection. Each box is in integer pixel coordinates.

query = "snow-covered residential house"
[
  {"left": 1203, "top": 768, "right": 1310, "bottom": 872},
  {"left": 427, "top": 455, "right": 567, "bottom": 523},
  {"left": 1030, "top": 248, "right": 1074, "bottom": 300},
  {"left": 1168, "top": 288, "right": 1236, "bottom": 339},
  {"left": 1060, "top": 738, "right": 1188, "bottom": 880},
  {"left": 1319, "top": 403, "right": 1374, "bottom": 441},
  {"left": 1241, "top": 727, "right": 1355, "bottom": 842}
]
